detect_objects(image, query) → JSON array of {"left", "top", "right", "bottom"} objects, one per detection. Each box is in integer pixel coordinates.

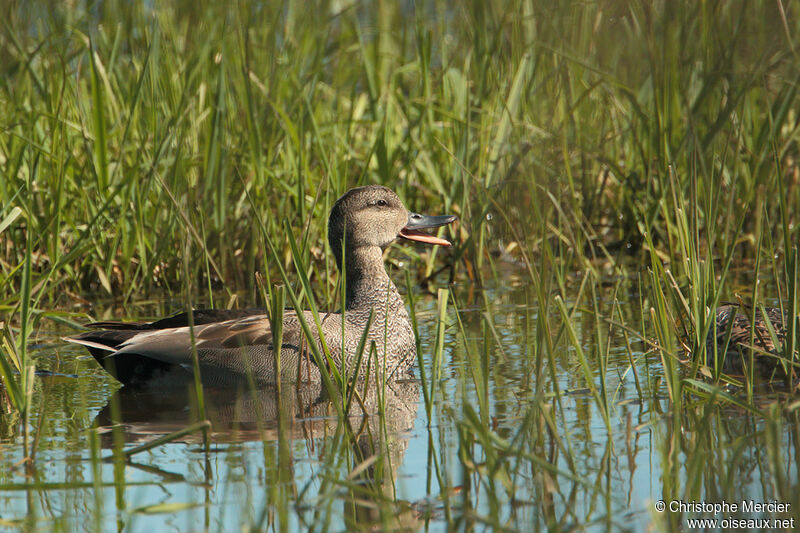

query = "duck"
[
  {"left": 66, "top": 185, "right": 457, "bottom": 386},
  {"left": 706, "top": 304, "right": 795, "bottom": 378}
]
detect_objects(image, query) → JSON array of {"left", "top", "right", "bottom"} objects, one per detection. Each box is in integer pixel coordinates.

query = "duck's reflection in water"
[{"left": 94, "top": 379, "right": 423, "bottom": 530}]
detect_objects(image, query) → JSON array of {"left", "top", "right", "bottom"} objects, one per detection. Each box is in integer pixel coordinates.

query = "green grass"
[
  {"left": 1, "top": 0, "right": 800, "bottom": 530},
  {"left": 1, "top": 1, "right": 798, "bottom": 304}
]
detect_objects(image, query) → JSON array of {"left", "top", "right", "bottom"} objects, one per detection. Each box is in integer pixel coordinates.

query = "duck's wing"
[
  {"left": 65, "top": 310, "right": 278, "bottom": 385},
  {"left": 85, "top": 308, "right": 267, "bottom": 331},
  {"left": 102, "top": 314, "right": 273, "bottom": 364}
]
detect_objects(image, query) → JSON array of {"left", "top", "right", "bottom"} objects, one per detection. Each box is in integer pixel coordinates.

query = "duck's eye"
[{"left": 376, "top": 199, "right": 388, "bottom": 207}]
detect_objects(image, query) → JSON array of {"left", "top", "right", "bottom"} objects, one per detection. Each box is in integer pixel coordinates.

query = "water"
[{"left": 1, "top": 276, "right": 798, "bottom": 531}]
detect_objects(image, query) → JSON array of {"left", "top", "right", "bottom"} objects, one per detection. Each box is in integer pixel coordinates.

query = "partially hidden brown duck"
[
  {"left": 706, "top": 304, "right": 796, "bottom": 378},
  {"left": 66, "top": 186, "right": 457, "bottom": 386}
]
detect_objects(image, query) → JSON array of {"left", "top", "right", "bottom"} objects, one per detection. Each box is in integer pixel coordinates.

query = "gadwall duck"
[
  {"left": 67, "top": 186, "right": 457, "bottom": 386},
  {"left": 706, "top": 304, "right": 796, "bottom": 378}
]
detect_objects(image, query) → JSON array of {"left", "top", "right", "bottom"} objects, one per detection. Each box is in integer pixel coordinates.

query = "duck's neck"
[{"left": 342, "top": 246, "right": 405, "bottom": 317}]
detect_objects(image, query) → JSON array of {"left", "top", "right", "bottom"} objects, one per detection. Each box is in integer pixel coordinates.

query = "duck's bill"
[{"left": 399, "top": 213, "right": 458, "bottom": 246}]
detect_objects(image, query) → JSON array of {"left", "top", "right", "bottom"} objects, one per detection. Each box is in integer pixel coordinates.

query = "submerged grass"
[{"left": 1, "top": 0, "right": 800, "bottom": 530}]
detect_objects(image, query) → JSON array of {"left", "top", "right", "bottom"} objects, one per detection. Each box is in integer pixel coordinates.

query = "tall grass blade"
[{"left": 89, "top": 41, "right": 109, "bottom": 191}]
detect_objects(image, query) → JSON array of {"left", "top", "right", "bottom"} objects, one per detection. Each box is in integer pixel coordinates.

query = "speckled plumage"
[
  {"left": 705, "top": 304, "right": 793, "bottom": 377},
  {"left": 66, "top": 186, "right": 456, "bottom": 386}
]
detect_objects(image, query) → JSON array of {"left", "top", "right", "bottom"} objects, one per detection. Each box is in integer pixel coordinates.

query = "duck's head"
[{"left": 328, "top": 185, "right": 457, "bottom": 267}]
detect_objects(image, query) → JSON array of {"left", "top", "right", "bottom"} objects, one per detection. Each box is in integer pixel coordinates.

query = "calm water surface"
[{"left": 1, "top": 275, "right": 798, "bottom": 531}]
